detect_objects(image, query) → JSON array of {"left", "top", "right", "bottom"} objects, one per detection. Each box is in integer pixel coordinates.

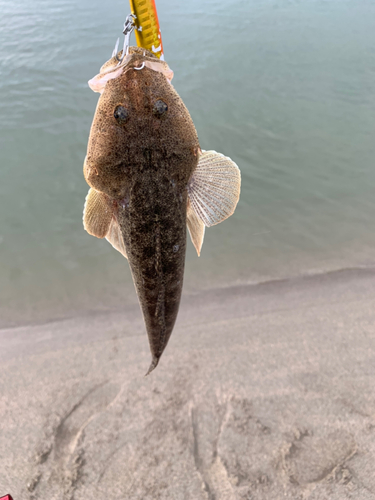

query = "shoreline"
[{"left": 2, "top": 264, "right": 375, "bottom": 332}]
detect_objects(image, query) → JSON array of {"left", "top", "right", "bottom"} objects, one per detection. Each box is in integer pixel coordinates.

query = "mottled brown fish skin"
[{"left": 84, "top": 48, "right": 200, "bottom": 373}]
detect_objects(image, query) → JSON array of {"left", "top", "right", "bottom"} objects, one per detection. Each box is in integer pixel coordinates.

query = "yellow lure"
[{"left": 129, "top": 0, "right": 164, "bottom": 59}]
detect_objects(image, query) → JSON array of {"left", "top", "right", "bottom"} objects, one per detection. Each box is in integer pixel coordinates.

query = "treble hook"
[{"left": 111, "top": 14, "right": 136, "bottom": 65}]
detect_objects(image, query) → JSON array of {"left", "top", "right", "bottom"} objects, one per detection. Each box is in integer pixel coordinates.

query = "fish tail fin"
[{"left": 145, "top": 356, "right": 160, "bottom": 376}]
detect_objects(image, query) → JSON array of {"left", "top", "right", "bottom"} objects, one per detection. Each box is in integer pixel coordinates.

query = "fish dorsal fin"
[
  {"left": 187, "top": 200, "right": 205, "bottom": 256},
  {"left": 83, "top": 188, "right": 113, "bottom": 238},
  {"left": 187, "top": 150, "right": 241, "bottom": 227},
  {"left": 105, "top": 217, "right": 128, "bottom": 260}
]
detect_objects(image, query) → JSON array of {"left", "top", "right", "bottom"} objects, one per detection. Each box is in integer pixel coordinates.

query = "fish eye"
[
  {"left": 153, "top": 100, "right": 168, "bottom": 118},
  {"left": 114, "top": 105, "right": 129, "bottom": 124}
]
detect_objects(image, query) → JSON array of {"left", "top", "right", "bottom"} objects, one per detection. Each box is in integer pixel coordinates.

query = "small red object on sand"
[{"left": 0, "top": 495, "right": 14, "bottom": 500}]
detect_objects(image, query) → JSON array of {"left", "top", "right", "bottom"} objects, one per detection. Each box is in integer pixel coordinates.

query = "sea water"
[{"left": 0, "top": 0, "right": 374, "bottom": 326}]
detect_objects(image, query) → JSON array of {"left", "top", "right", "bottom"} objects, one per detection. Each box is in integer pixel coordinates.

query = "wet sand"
[{"left": 1, "top": 268, "right": 375, "bottom": 499}]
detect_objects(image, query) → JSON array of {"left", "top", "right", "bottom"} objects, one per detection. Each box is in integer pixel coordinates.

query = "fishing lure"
[{"left": 129, "top": 0, "right": 164, "bottom": 59}]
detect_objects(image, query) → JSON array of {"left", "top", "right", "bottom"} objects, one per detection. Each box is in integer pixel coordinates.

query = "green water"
[{"left": 1, "top": 0, "right": 375, "bottom": 326}]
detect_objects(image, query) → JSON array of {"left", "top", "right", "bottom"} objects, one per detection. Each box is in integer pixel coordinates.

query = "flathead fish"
[{"left": 83, "top": 47, "right": 240, "bottom": 374}]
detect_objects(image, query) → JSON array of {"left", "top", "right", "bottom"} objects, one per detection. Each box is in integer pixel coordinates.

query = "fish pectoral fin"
[
  {"left": 188, "top": 150, "right": 241, "bottom": 227},
  {"left": 187, "top": 200, "right": 205, "bottom": 256},
  {"left": 83, "top": 188, "right": 127, "bottom": 259},
  {"left": 105, "top": 217, "right": 128, "bottom": 260},
  {"left": 83, "top": 188, "right": 113, "bottom": 238}
]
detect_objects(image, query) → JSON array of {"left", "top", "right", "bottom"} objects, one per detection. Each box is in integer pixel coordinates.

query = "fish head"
[{"left": 84, "top": 47, "right": 199, "bottom": 199}]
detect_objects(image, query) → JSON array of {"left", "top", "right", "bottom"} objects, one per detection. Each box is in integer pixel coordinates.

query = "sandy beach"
[{"left": 1, "top": 267, "right": 375, "bottom": 499}]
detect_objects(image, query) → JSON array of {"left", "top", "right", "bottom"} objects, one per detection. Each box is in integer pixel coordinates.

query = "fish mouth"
[
  {"left": 88, "top": 66, "right": 124, "bottom": 93},
  {"left": 88, "top": 48, "right": 174, "bottom": 94}
]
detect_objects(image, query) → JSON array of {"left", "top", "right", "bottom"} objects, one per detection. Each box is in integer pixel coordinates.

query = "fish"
[{"left": 83, "top": 47, "right": 241, "bottom": 374}]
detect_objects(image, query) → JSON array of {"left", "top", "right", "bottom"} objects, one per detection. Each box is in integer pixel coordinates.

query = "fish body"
[
  {"left": 117, "top": 178, "right": 187, "bottom": 374},
  {"left": 83, "top": 48, "right": 240, "bottom": 373}
]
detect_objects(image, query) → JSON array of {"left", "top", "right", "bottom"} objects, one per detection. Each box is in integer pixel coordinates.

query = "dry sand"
[{"left": 1, "top": 268, "right": 375, "bottom": 499}]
